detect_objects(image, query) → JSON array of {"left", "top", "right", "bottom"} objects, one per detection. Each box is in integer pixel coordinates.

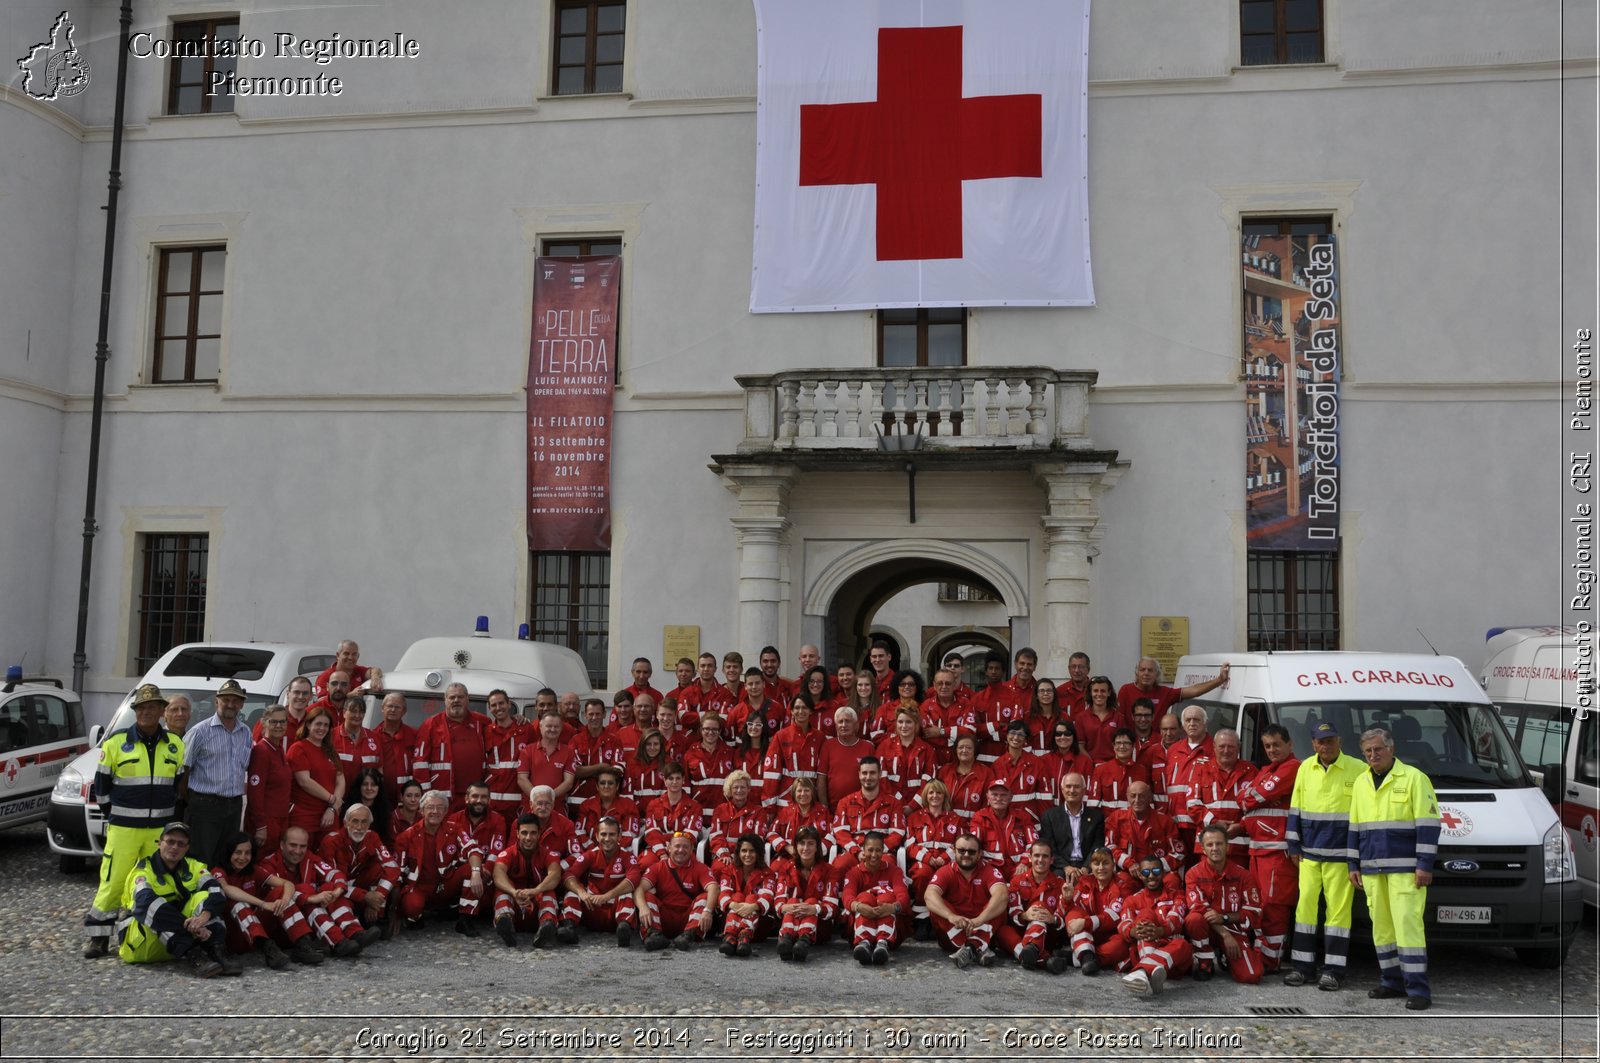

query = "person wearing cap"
[
  {"left": 1283, "top": 719, "right": 1365, "bottom": 990},
  {"left": 184, "top": 678, "right": 256, "bottom": 869},
  {"left": 117, "top": 821, "right": 237, "bottom": 977},
  {"left": 83, "top": 683, "right": 187, "bottom": 959},
  {"left": 970, "top": 777, "right": 1038, "bottom": 877}
]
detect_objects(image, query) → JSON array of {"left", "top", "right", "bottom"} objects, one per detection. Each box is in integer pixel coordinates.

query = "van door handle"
[{"left": 1568, "top": 788, "right": 1581, "bottom": 796}]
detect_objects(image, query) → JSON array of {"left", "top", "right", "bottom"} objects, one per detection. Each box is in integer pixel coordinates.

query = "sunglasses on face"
[
  {"left": 955, "top": 847, "right": 981, "bottom": 856},
  {"left": 1139, "top": 868, "right": 1163, "bottom": 877}
]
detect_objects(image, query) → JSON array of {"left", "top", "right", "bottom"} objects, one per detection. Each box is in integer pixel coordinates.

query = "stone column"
[
  {"left": 718, "top": 463, "right": 801, "bottom": 658},
  {"left": 1032, "top": 461, "right": 1125, "bottom": 677}
]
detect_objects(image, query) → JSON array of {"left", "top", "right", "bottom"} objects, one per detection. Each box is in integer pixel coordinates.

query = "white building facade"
[{"left": 1, "top": 0, "right": 1593, "bottom": 713}]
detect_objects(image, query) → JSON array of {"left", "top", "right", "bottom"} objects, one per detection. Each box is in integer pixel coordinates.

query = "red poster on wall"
[{"left": 527, "top": 256, "right": 619, "bottom": 551}]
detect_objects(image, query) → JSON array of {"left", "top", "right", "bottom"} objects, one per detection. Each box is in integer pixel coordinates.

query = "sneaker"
[
  {"left": 1317, "top": 972, "right": 1343, "bottom": 991},
  {"left": 534, "top": 922, "right": 557, "bottom": 948},
  {"left": 556, "top": 923, "right": 579, "bottom": 945},
  {"left": 671, "top": 934, "right": 693, "bottom": 952},
  {"left": 1121, "top": 970, "right": 1150, "bottom": 996},
  {"left": 187, "top": 948, "right": 225, "bottom": 979},
  {"left": 333, "top": 936, "right": 363, "bottom": 958},
  {"left": 259, "top": 939, "right": 290, "bottom": 970},
  {"left": 355, "top": 926, "right": 384, "bottom": 948},
  {"left": 777, "top": 935, "right": 795, "bottom": 962},
  {"left": 290, "top": 938, "right": 325, "bottom": 965},
  {"left": 455, "top": 917, "right": 481, "bottom": 939},
  {"left": 792, "top": 938, "right": 810, "bottom": 964},
  {"left": 617, "top": 925, "right": 634, "bottom": 948},
  {"left": 644, "top": 932, "right": 669, "bottom": 952},
  {"left": 1148, "top": 966, "right": 1167, "bottom": 995},
  {"left": 873, "top": 944, "right": 889, "bottom": 966},
  {"left": 951, "top": 945, "right": 976, "bottom": 970},
  {"left": 1193, "top": 959, "right": 1215, "bottom": 982},
  {"left": 1404, "top": 996, "right": 1432, "bottom": 1011},
  {"left": 496, "top": 916, "right": 518, "bottom": 948},
  {"left": 1046, "top": 954, "right": 1071, "bottom": 975},
  {"left": 1368, "top": 986, "right": 1406, "bottom": 1000},
  {"left": 1018, "top": 944, "right": 1041, "bottom": 969},
  {"left": 82, "top": 937, "right": 109, "bottom": 960},
  {"left": 1078, "top": 955, "right": 1099, "bottom": 977},
  {"left": 1283, "top": 968, "right": 1308, "bottom": 987},
  {"left": 854, "top": 943, "right": 873, "bottom": 966}
]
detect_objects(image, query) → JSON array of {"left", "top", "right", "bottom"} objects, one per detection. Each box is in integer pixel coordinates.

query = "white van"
[
  {"left": 1175, "top": 650, "right": 1581, "bottom": 967},
  {"left": 1479, "top": 625, "right": 1598, "bottom": 909},
  {"left": 366, "top": 632, "right": 596, "bottom": 729},
  {"left": 0, "top": 673, "right": 90, "bottom": 831}
]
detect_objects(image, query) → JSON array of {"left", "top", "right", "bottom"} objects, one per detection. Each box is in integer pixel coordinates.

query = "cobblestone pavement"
[{"left": 1, "top": 822, "right": 1594, "bottom": 1062}]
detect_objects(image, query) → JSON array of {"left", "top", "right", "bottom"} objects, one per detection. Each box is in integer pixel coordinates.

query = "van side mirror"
[
  {"left": 1541, "top": 763, "right": 1565, "bottom": 806},
  {"left": 88, "top": 724, "right": 102, "bottom": 746}
]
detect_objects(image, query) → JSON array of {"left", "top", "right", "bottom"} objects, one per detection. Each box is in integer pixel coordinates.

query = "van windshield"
[{"left": 1277, "top": 700, "right": 1532, "bottom": 788}]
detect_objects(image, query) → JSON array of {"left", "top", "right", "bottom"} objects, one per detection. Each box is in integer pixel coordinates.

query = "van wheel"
[
  {"left": 1515, "top": 944, "right": 1567, "bottom": 969},
  {"left": 58, "top": 854, "right": 87, "bottom": 874}
]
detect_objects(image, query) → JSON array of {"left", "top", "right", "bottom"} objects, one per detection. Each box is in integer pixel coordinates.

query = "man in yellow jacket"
[
  {"left": 1284, "top": 720, "right": 1364, "bottom": 990},
  {"left": 1348, "top": 726, "right": 1439, "bottom": 1011}
]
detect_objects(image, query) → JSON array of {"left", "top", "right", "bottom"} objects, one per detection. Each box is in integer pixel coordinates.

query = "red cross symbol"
[
  {"left": 1438, "top": 811, "right": 1461, "bottom": 830},
  {"left": 799, "top": 26, "right": 1043, "bottom": 261},
  {"left": 1583, "top": 819, "right": 1595, "bottom": 844},
  {"left": 3, "top": 759, "right": 18, "bottom": 785}
]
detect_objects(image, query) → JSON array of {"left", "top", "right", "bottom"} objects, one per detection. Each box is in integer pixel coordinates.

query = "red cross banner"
[{"left": 750, "top": 0, "right": 1093, "bottom": 312}]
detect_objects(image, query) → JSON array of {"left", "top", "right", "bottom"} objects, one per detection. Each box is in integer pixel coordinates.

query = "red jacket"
[
  {"left": 767, "top": 802, "right": 831, "bottom": 857},
  {"left": 443, "top": 809, "right": 508, "bottom": 864},
  {"left": 1067, "top": 872, "right": 1134, "bottom": 933},
  {"left": 245, "top": 736, "right": 292, "bottom": 830},
  {"left": 683, "top": 742, "right": 737, "bottom": 812},
  {"left": 257, "top": 849, "right": 348, "bottom": 897},
  {"left": 716, "top": 864, "right": 775, "bottom": 913},
  {"left": 1185, "top": 859, "right": 1261, "bottom": 932},
  {"left": 831, "top": 789, "right": 907, "bottom": 855},
  {"left": 393, "top": 820, "right": 480, "bottom": 886},
  {"left": 642, "top": 794, "right": 706, "bottom": 853},
  {"left": 764, "top": 725, "right": 825, "bottom": 806},
  {"left": 974, "top": 683, "right": 1030, "bottom": 762},
  {"left": 840, "top": 860, "right": 910, "bottom": 913},
  {"left": 904, "top": 808, "right": 962, "bottom": 867},
  {"left": 970, "top": 807, "right": 1038, "bottom": 874},
  {"left": 1104, "top": 808, "right": 1184, "bottom": 876},
  {"left": 318, "top": 829, "right": 399, "bottom": 901},
  {"left": 484, "top": 719, "right": 534, "bottom": 810},
  {"left": 1088, "top": 758, "right": 1153, "bottom": 812},
  {"left": 1239, "top": 757, "right": 1301, "bottom": 857},
  {"left": 1118, "top": 882, "right": 1188, "bottom": 942},
  {"left": 565, "top": 846, "right": 641, "bottom": 896},
  {"left": 487, "top": 842, "right": 560, "bottom": 891},
  {"left": 573, "top": 795, "right": 641, "bottom": 850},
  {"left": 1186, "top": 759, "right": 1256, "bottom": 857},
  {"left": 411, "top": 712, "right": 488, "bottom": 799},
  {"left": 990, "top": 749, "right": 1050, "bottom": 818},
  {"left": 935, "top": 762, "right": 995, "bottom": 821},
  {"left": 1008, "top": 868, "right": 1068, "bottom": 927},
  {"left": 769, "top": 857, "right": 839, "bottom": 921},
  {"left": 375, "top": 722, "right": 417, "bottom": 795},
  {"left": 708, "top": 800, "right": 772, "bottom": 861},
  {"left": 873, "top": 735, "right": 938, "bottom": 807},
  {"left": 331, "top": 725, "right": 383, "bottom": 790}
]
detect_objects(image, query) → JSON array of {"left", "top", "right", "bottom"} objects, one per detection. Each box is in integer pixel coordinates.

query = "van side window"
[
  {"left": 30, "top": 694, "right": 84, "bottom": 743},
  {"left": 0, "top": 699, "right": 26, "bottom": 755},
  {"left": 1512, "top": 706, "right": 1569, "bottom": 772},
  {"left": 1578, "top": 714, "right": 1599, "bottom": 787}
]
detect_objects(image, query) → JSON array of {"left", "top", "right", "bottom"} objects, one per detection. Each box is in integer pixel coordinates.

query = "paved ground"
[{"left": 1, "top": 821, "right": 1595, "bottom": 1062}]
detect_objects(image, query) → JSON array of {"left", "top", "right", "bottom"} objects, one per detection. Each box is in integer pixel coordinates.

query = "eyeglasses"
[
  {"left": 954, "top": 847, "right": 981, "bottom": 856},
  {"left": 1139, "top": 868, "right": 1163, "bottom": 877}
]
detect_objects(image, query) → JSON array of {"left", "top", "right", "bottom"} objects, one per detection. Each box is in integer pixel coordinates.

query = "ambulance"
[
  {"left": 1479, "top": 625, "right": 1598, "bottom": 909},
  {"left": 1174, "top": 650, "right": 1581, "bottom": 967},
  {"left": 0, "top": 670, "right": 90, "bottom": 832}
]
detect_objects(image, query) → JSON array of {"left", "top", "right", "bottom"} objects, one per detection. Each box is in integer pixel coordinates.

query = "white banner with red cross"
[{"left": 750, "top": 0, "right": 1093, "bottom": 312}]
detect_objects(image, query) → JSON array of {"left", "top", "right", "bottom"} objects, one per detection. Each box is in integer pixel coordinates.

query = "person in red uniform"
[
  {"left": 767, "top": 775, "right": 829, "bottom": 859},
  {"left": 392, "top": 790, "right": 485, "bottom": 936},
  {"left": 1118, "top": 854, "right": 1192, "bottom": 996},
  {"left": 684, "top": 713, "right": 735, "bottom": 818},
  {"left": 1064, "top": 847, "right": 1134, "bottom": 974},
  {"left": 874, "top": 707, "right": 938, "bottom": 808},
  {"left": 766, "top": 696, "right": 825, "bottom": 807},
  {"left": 605, "top": 690, "right": 640, "bottom": 745},
  {"left": 708, "top": 770, "right": 771, "bottom": 868},
  {"left": 211, "top": 832, "right": 307, "bottom": 967},
  {"left": 411, "top": 683, "right": 487, "bottom": 813},
  {"left": 622, "top": 657, "right": 665, "bottom": 706},
  {"left": 317, "top": 803, "right": 399, "bottom": 929},
  {"left": 1023, "top": 679, "right": 1068, "bottom": 756},
  {"left": 573, "top": 767, "right": 640, "bottom": 850},
  {"left": 1164, "top": 703, "right": 1216, "bottom": 850},
  {"left": 925, "top": 831, "right": 1009, "bottom": 968},
  {"left": 677, "top": 653, "right": 738, "bottom": 725},
  {"left": 716, "top": 834, "right": 774, "bottom": 957},
  {"left": 1089, "top": 728, "right": 1153, "bottom": 812},
  {"left": 247, "top": 704, "right": 294, "bottom": 855},
  {"left": 390, "top": 780, "right": 422, "bottom": 841},
  {"left": 568, "top": 697, "right": 623, "bottom": 814},
  {"left": 257, "top": 825, "right": 380, "bottom": 956},
  {"left": 974, "top": 652, "right": 1028, "bottom": 765},
  {"left": 1184, "top": 824, "right": 1265, "bottom": 984},
  {"left": 921, "top": 668, "right": 975, "bottom": 763},
  {"left": 287, "top": 708, "right": 345, "bottom": 849},
  {"left": 936, "top": 733, "right": 994, "bottom": 822},
  {"left": 904, "top": 779, "right": 962, "bottom": 932},
  {"left": 517, "top": 710, "right": 577, "bottom": 811},
  {"left": 1128, "top": 698, "right": 1163, "bottom": 763},
  {"left": 653, "top": 698, "right": 694, "bottom": 764},
  {"left": 1056, "top": 652, "right": 1092, "bottom": 715},
  {"left": 1118, "top": 658, "right": 1231, "bottom": 720},
  {"left": 799, "top": 667, "right": 840, "bottom": 738},
  {"left": 841, "top": 832, "right": 910, "bottom": 965},
  {"left": 1186, "top": 728, "right": 1253, "bottom": 868},
  {"left": 664, "top": 657, "right": 697, "bottom": 714},
  {"left": 314, "top": 640, "right": 383, "bottom": 700},
  {"left": 866, "top": 671, "right": 921, "bottom": 743},
  {"left": 830, "top": 757, "right": 906, "bottom": 872},
  {"left": 640, "top": 763, "right": 704, "bottom": 862},
  {"left": 1238, "top": 722, "right": 1300, "bottom": 971},
  {"left": 971, "top": 779, "right": 1038, "bottom": 876},
  {"left": 1106, "top": 781, "right": 1184, "bottom": 878},
  {"left": 524, "top": 785, "right": 580, "bottom": 869},
  {"left": 1073, "top": 676, "right": 1128, "bottom": 764},
  {"left": 771, "top": 826, "right": 838, "bottom": 962},
  {"left": 488, "top": 812, "right": 563, "bottom": 948},
  {"left": 561, "top": 816, "right": 641, "bottom": 945},
  {"left": 1040, "top": 722, "right": 1093, "bottom": 801},
  {"left": 758, "top": 646, "right": 798, "bottom": 706},
  {"left": 990, "top": 720, "right": 1050, "bottom": 819},
  {"left": 636, "top": 831, "right": 718, "bottom": 950},
  {"left": 817, "top": 707, "right": 873, "bottom": 808},
  {"left": 332, "top": 698, "right": 383, "bottom": 792},
  {"left": 483, "top": 690, "right": 532, "bottom": 822},
  {"left": 728, "top": 670, "right": 787, "bottom": 747},
  {"left": 444, "top": 783, "right": 509, "bottom": 900},
  {"left": 1001, "top": 840, "right": 1071, "bottom": 973},
  {"left": 865, "top": 642, "right": 896, "bottom": 702},
  {"left": 625, "top": 729, "right": 670, "bottom": 807},
  {"left": 374, "top": 691, "right": 417, "bottom": 806},
  {"left": 256, "top": 675, "right": 314, "bottom": 741}
]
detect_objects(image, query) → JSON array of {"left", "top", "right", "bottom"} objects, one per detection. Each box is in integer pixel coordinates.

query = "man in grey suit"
[{"left": 1037, "top": 772, "right": 1104, "bottom": 880}]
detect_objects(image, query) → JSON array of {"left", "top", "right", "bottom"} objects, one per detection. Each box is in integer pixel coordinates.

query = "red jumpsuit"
[
  {"left": 624, "top": 756, "right": 669, "bottom": 807},
  {"left": 970, "top": 806, "right": 1038, "bottom": 876},
  {"left": 683, "top": 742, "right": 736, "bottom": 816},
  {"left": 1118, "top": 881, "right": 1192, "bottom": 980},
  {"left": 717, "top": 864, "right": 774, "bottom": 945},
  {"left": 764, "top": 725, "right": 824, "bottom": 807},
  {"left": 331, "top": 725, "right": 383, "bottom": 791},
  {"left": 256, "top": 849, "right": 366, "bottom": 945},
  {"left": 317, "top": 829, "right": 399, "bottom": 914},
  {"left": 411, "top": 712, "right": 488, "bottom": 811},
  {"left": 641, "top": 794, "right": 705, "bottom": 860},
  {"left": 936, "top": 762, "right": 995, "bottom": 822},
  {"left": 927, "top": 862, "right": 1006, "bottom": 954},
  {"left": 1162, "top": 737, "right": 1214, "bottom": 849},
  {"left": 212, "top": 864, "right": 316, "bottom": 954},
  {"left": 767, "top": 802, "right": 831, "bottom": 860},
  {"left": 975, "top": 684, "right": 1030, "bottom": 764},
  {"left": 1239, "top": 755, "right": 1300, "bottom": 970},
  {"left": 484, "top": 719, "right": 533, "bottom": 820},
  {"left": 904, "top": 808, "right": 962, "bottom": 917},
  {"left": 1186, "top": 760, "right": 1255, "bottom": 866},
  {"left": 245, "top": 735, "right": 292, "bottom": 855},
  {"left": 1183, "top": 858, "right": 1264, "bottom": 983},
  {"left": 488, "top": 842, "right": 561, "bottom": 929},
  {"left": 990, "top": 750, "right": 1050, "bottom": 819},
  {"left": 829, "top": 790, "right": 907, "bottom": 872},
  {"left": 640, "top": 857, "right": 715, "bottom": 939},
  {"left": 1000, "top": 867, "right": 1069, "bottom": 965},
  {"left": 1088, "top": 758, "right": 1153, "bottom": 812},
  {"left": 1023, "top": 712, "right": 1069, "bottom": 757},
  {"left": 873, "top": 734, "right": 939, "bottom": 807},
  {"left": 707, "top": 800, "right": 772, "bottom": 867},
  {"left": 392, "top": 821, "right": 482, "bottom": 922},
  {"left": 1066, "top": 872, "right": 1134, "bottom": 970},
  {"left": 561, "top": 846, "right": 641, "bottom": 933},
  {"left": 443, "top": 809, "right": 508, "bottom": 875},
  {"left": 769, "top": 857, "right": 839, "bottom": 943},
  {"left": 1104, "top": 808, "right": 1184, "bottom": 877},
  {"left": 923, "top": 694, "right": 979, "bottom": 760},
  {"left": 840, "top": 860, "right": 910, "bottom": 949},
  {"left": 573, "top": 794, "right": 641, "bottom": 851}
]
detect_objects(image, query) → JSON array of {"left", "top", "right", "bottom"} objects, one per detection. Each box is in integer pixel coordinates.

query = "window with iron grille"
[
  {"left": 1240, "top": 0, "right": 1324, "bottom": 66},
  {"left": 552, "top": 1, "right": 625, "bottom": 95},
  {"left": 530, "top": 552, "right": 610, "bottom": 687},
  {"left": 938, "top": 581, "right": 999, "bottom": 604},
  {"left": 1248, "top": 550, "right": 1340, "bottom": 650},
  {"left": 137, "top": 534, "right": 209, "bottom": 672},
  {"left": 153, "top": 246, "right": 225, "bottom": 383},
  {"left": 166, "top": 18, "right": 239, "bottom": 114}
]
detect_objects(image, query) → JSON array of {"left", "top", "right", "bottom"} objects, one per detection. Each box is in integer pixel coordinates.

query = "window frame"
[
  {"left": 135, "top": 532, "right": 210, "bottom": 674},
  {"left": 1239, "top": 0, "right": 1324, "bottom": 67},
  {"left": 876, "top": 307, "right": 968, "bottom": 368},
  {"left": 551, "top": 0, "right": 627, "bottom": 96},
  {"left": 1247, "top": 549, "right": 1341, "bottom": 651},
  {"left": 152, "top": 245, "right": 226, "bottom": 384},
  {"left": 529, "top": 550, "right": 611, "bottom": 688},
  {"left": 165, "top": 17, "right": 239, "bottom": 115}
]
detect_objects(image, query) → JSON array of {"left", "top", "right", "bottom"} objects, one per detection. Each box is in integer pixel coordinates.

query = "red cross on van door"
[
  {"left": 1438, "top": 811, "right": 1461, "bottom": 830},
  {"left": 799, "top": 26, "right": 1043, "bottom": 261}
]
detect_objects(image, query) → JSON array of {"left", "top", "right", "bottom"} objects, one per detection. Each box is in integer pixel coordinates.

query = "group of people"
[{"left": 80, "top": 639, "right": 1439, "bottom": 1010}]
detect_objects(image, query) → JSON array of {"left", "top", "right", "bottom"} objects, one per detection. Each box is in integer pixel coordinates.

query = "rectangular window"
[
  {"left": 530, "top": 551, "right": 610, "bottom": 687},
  {"left": 552, "top": 1, "right": 626, "bottom": 96},
  {"left": 542, "top": 238, "right": 623, "bottom": 258},
  {"left": 137, "top": 533, "right": 209, "bottom": 673},
  {"left": 1240, "top": 0, "right": 1323, "bottom": 66},
  {"left": 166, "top": 18, "right": 239, "bottom": 114},
  {"left": 1247, "top": 550, "right": 1340, "bottom": 651},
  {"left": 938, "top": 581, "right": 998, "bottom": 604},
  {"left": 153, "top": 246, "right": 225, "bottom": 383},
  {"left": 878, "top": 308, "right": 967, "bottom": 367}
]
